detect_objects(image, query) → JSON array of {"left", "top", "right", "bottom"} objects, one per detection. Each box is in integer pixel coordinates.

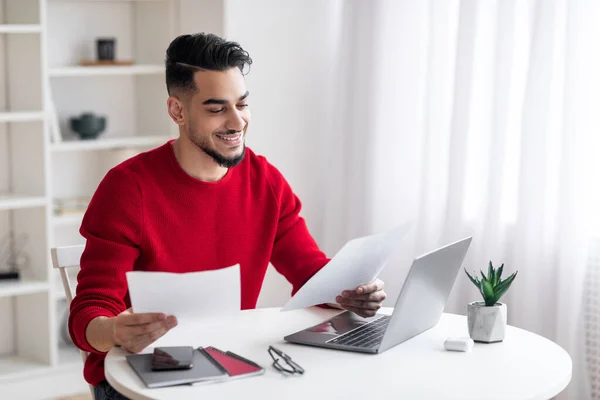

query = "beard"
[{"left": 188, "top": 130, "right": 246, "bottom": 168}]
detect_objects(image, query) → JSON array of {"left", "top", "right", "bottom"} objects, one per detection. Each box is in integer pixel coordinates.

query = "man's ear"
[{"left": 167, "top": 96, "right": 186, "bottom": 126}]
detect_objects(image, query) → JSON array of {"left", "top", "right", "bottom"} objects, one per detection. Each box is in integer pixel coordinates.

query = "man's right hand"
[
  {"left": 86, "top": 308, "right": 178, "bottom": 353},
  {"left": 112, "top": 309, "right": 178, "bottom": 353}
]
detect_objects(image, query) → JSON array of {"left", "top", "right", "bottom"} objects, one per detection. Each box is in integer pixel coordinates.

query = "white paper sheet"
[
  {"left": 126, "top": 264, "right": 241, "bottom": 322},
  {"left": 281, "top": 223, "right": 411, "bottom": 311}
]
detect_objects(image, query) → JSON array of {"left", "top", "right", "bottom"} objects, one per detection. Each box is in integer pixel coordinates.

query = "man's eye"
[
  {"left": 237, "top": 104, "right": 249, "bottom": 108},
  {"left": 208, "top": 109, "right": 224, "bottom": 114}
]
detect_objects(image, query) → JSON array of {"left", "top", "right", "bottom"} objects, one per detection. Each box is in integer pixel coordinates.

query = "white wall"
[
  {"left": 179, "top": 0, "right": 224, "bottom": 36},
  {"left": 223, "top": 0, "right": 341, "bottom": 307}
]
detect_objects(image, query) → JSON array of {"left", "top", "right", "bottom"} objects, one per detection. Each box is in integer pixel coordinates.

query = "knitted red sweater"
[{"left": 69, "top": 142, "right": 329, "bottom": 386}]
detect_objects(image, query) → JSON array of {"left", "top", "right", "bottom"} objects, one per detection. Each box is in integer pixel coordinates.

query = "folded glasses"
[{"left": 268, "top": 345, "right": 304, "bottom": 375}]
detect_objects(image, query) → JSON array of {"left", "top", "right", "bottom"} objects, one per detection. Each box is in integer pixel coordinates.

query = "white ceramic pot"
[{"left": 467, "top": 301, "right": 507, "bottom": 343}]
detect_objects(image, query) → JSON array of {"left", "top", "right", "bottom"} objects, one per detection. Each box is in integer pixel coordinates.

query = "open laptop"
[{"left": 284, "top": 236, "right": 472, "bottom": 354}]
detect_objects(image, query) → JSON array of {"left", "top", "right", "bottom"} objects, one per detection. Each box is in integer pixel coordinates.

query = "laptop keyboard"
[{"left": 327, "top": 315, "right": 391, "bottom": 349}]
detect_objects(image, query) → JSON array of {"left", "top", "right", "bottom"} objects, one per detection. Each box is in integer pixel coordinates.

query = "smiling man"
[{"left": 69, "top": 33, "right": 386, "bottom": 399}]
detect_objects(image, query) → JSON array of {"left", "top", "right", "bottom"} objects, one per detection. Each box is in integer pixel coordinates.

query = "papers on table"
[
  {"left": 281, "top": 223, "right": 412, "bottom": 311},
  {"left": 126, "top": 264, "right": 241, "bottom": 322}
]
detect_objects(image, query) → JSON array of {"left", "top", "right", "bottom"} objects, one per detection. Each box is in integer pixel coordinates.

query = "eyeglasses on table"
[{"left": 268, "top": 345, "right": 305, "bottom": 375}]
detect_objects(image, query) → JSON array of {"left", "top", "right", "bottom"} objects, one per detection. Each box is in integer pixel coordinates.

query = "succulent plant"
[{"left": 465, "top": 261, "right": 518, "bottom": 307}]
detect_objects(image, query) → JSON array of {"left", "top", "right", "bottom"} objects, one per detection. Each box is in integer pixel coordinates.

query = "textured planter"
[{"left": 467, "top": 302, "right": 507, "bottom": 343}]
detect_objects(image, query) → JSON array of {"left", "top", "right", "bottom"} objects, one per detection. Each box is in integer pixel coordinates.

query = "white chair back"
[{"left": 51, "top": 244, "right": 95, "bottom": 398}]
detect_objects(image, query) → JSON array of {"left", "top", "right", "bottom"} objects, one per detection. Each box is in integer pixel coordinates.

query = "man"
[{"left": 70, "top": 33, "right": 386, "bottom": 399}]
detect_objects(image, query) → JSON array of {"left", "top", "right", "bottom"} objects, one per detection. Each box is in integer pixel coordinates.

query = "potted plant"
[{"left": 465, "top": 262, "right": 518, "bottom": 343}]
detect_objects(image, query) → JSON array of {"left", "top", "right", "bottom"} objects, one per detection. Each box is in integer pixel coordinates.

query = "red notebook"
[{"left": 203, "top": 346, "right": 265, "bottom": 379}]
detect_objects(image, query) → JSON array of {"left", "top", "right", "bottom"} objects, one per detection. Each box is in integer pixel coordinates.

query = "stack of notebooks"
[{"left": 126, "top": 346, "right": 265, "bottom": 388}]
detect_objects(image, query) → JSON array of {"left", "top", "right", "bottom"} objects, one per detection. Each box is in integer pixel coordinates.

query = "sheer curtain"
[{"left": 317, "top": 0, "right": 600, "bottom": 398}]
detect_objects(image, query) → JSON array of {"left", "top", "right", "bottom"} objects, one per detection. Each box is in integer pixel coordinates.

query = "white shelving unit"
[
  {"left": 0, "top": 0, "right": 209, "bottom": 398},
  {"left": 0, "top": 0, "right": 52, "bottom": 392},
  {"left": 51, "top": 134, "right": 169, "bottom": 151},
  {"left": 45, "top": 1, "right": 180, "bottom": 390},
  {"left": 0, "top": 280, "right": 48, "bottom": 297},
  {"left": 0, "top": 0, "right": 227, "bottom": 398},
  {"left": 0, "top": 24, "right": 41, "bottom": 33},
  {"left": 0, "top": 194, "right": 47, "bottom": 210},
  {"left": 0, "top": 111, "right": 44, "bottom": 123},
  {"left": 47, "top": 0, "right": 179, "bottom": 255},
  {"left": 0, "top": 355, "right": 50, "bottom": 380},
  {"left": 49, "top": 64, "right": 164, "bottom": 77}
]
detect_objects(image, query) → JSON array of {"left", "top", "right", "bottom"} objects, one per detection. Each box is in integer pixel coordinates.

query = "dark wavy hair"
[{"left": 165, "top": 33, "right": 253, "bottom": 96}]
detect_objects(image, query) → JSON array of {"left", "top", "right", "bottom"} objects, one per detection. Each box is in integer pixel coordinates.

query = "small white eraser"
[{"left": 444, "top": 337, "right": 474, "bottom": 352}]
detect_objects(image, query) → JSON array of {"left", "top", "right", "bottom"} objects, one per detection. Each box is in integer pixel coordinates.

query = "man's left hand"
[{"left": 335, "top": 279, "right": 386, "bottom": 318}]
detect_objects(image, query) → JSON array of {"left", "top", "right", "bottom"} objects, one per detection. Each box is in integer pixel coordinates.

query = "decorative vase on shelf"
[
  {"left": 465, "top": 261, "right": 518, "bottom": 343},
  {"left": 96, "top": 37, "right": 116, "bottom": 61},
  {"left": 70, "top": 112, "right": 106, "bottom": 140},
  {"left": 0, "top": 231, "right": 28, "bottom": 281}
]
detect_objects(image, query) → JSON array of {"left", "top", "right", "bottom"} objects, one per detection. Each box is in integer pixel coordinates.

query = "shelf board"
[
  {"left": 0, "top": 194, "right": 47, "bottom": 210},
  {"left": 0, "top": 111, "right": 45, "bottom": 123},
  {"left": 0, "top": 355, "right": 49, "bottom": 382},
  {"left": 51, "top": 135, "right": 170, "bottom": 151},
  {"left": 49, "top": 64, "right": 164, "bottom": 77},
  {"left": 51, "top": 0, "right": 166, "bottom": 2},
  {"left": 52, "top": 212, "right": 85, "bottom": 227},
  {"left": 0, "top": 280, "right": 49, "bottom": 298},
  {"left": 0, "top": 25, "right": 41, "bottom": 34}
]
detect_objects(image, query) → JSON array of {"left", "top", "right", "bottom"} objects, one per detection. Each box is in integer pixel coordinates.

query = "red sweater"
[{"left": 69, "top": 142, "right": 329, "bottom": 386}]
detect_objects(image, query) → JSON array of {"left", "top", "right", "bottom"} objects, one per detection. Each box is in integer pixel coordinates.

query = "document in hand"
[
  {"left": 126, "top": 264, "right": 241, "bottom": 322},
  {"left": 281, "top": 223, "right": 412, "bottom": 311}
]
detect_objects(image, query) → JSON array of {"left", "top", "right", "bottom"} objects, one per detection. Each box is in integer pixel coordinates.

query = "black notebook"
[{"left": 126, "top": 347, "right": 227, "bottom": 388}]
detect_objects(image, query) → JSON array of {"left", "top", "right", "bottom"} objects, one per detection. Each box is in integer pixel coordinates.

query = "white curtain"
[{"left": 315, "top": 0, "right": 600, "bottom": 398}]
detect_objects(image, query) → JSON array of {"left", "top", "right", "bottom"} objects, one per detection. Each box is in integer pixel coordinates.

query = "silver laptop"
[{"left": 284, "top": 237, "right": 472, "bottom": 354}]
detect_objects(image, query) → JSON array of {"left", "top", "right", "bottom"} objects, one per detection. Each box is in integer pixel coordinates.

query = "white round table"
[{"left": 105, "top": 307, "right": 572, "bottom": 400}]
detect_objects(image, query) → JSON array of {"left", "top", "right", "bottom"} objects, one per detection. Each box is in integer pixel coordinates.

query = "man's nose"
[{"left": 226, "top": 110, "right": 246, "bottom": 132}]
